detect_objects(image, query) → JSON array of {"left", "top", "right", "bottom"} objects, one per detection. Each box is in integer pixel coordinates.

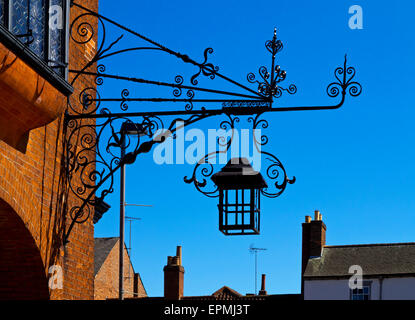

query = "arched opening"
[{"left": 0, "top": 199, "right": 49, "bottom": 300}]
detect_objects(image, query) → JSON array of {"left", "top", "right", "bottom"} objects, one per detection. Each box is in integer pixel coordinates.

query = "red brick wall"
[
  {"left": 94, "top": 240, "right": 147, "bottom": 300},
  {"left": 0, "top": 1, "right": 99, "bottom": 300},
  {"left": 61, "top": 0, "right": 99, "bottom": 300}
]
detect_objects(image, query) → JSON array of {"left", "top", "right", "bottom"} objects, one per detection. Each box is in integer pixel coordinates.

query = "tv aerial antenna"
[
  {"left": 249, "top": 244, "right": 267, "bottom": 294},
  {"left": 124, "top": 203, "right": 152, "bottom": 279}
]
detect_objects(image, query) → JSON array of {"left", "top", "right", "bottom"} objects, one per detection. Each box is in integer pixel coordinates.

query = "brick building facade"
[
  {"left": 94, "top": 237, "right": 147, "bottom": 300},
  {"left": 0, "top": 1, "right": 99, "bottom": 299}
]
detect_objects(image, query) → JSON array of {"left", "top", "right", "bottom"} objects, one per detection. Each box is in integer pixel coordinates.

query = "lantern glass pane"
[{"left": 218, "top": 188, "right": 260, "bottom": 235}]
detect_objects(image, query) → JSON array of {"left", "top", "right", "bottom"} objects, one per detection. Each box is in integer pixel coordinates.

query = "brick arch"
[{"left": 0, "top": 198, "right": 49, "bottom": 300}]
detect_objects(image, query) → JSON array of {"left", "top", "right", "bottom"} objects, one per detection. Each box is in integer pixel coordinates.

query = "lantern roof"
[{"left": 211, "top": 157, "right": 268, "bottom": 190}]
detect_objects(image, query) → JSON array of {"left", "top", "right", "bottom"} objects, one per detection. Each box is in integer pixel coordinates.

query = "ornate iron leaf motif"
[
  {"left": 62, "top": 1, "right": 362, "bottom": 243},
  {"left": 247, "top": 29, "right": 297, "bottom": 101},
  {"left": 327, "top": 55, "right": 362, "bottom": 98},
  {"left": 189, "top": 47, "right": 219, "bottom": 86}
]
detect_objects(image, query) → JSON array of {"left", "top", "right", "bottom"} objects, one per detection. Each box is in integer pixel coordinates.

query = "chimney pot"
[
  {"left": 172, "top": 256, "right": 179, "bottom": 265},
  {"left": 258, "top": 274, "right": 267, "bottom": 295},
  {"left": 305, "top": 216, "right": 311, "bottom": 223},
  {"left": 176, "top": 246, "right": 182, "bottom": 265},
  {"left": 314, "top": 210, "right": 320, "bottom": 221}
]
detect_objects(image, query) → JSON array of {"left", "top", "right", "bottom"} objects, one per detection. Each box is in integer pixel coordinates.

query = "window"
[
  {"left": 350, "top": 281, "right": 371, "bottom": 300},
  {"left": 0, "top": 0, "right": 68, "bottom": 77}
]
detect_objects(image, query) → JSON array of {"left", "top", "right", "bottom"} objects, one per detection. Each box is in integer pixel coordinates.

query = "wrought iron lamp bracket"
[{"left": 62, "top": 2, "right": 362, "bottom": 244}]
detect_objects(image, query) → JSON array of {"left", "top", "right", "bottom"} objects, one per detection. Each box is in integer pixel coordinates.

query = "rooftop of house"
[
  {"left": 94, "top": 237, "right": 119, "bottom": 276},
  {"left": 304, "top": 242, "right": 415, "bottom": 279},
  {"left": 182, "top": 286, "right": 264, "bottom": 301},
  {"left": 124, "top": 285, "right": 300, "bottom": 302},
  {"left": 94, "top": 237, "right": 147, "bottom": 298}
]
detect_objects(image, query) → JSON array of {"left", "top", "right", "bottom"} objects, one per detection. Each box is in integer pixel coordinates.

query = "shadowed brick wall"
[
  {"left": 94, "top": 240, "right": 147, "bottom": 300},
  {"left": 0, "top": 199, "right": 50, "bottom": 299}
]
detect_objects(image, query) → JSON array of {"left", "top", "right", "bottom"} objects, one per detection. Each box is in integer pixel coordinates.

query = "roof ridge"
[
  {"left": 212, "top": 286, "right": 242, "bottom": 297},
  {"left": 324, "top": 242, "right": 415, "bottom": 248},
  {"left": 94, "top": 236, "right": 119, "bottom": 240}
]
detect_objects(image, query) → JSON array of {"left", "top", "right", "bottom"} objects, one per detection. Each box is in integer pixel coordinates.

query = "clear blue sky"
[{"left": 93, "top": 0, "right": 415, "bottom": 297}]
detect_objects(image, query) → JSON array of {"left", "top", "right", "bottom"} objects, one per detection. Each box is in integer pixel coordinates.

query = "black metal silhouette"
[{"left": 63, "top": 1, "right": 362, "bottom": 243}]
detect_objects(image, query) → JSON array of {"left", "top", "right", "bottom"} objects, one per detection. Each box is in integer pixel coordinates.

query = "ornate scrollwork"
[
  {"left": 120, "top": 89, "right": 130, "bottom": 111},
  {"left": 70, "top": 12, "right": 101, "bottom": 45},
  {"left": 95, "top": 64, "right": 106, "bottom": 85},
  {"left": 63, "top": 1, "right": 362, "bottom": 243},
  {"left": 173, "top": 75, "right": 184, "bottom": 97},
  {"left": 260, "top": 152, "right": 296, "bottom": 198},
  {"left": 247, "top": 112, "right": 296, "bottom": 197},
  {"left": 64, "top": 114, "right": 166, "bottom": 241},
  {"left": 190, "top": 48, "right": 220, "bottom": 86},
  {"left": 183, "top": 155, "right": 219, "bottom": 198},
  {"left": 265, "top": 31, "right": 283, "bottom": 55},
  {"left": 184, "top": 112, "right": 296, "bottom": 199},
  {"left": 173, "top": 75, "right": 195, "bottom": 111},
  {"left": 248, "top": 113, "right": 269, "bottom": 147},
  {"left": 326, "top": 55, "right": 362, "bottom": 99},
  {"left": 246, "top": 30, "right": 297, "bottom": 100},
  {"left": 64, "top": 109, "right": 216, "bottom": 242},
  {"left": 183, "top": 115, "right": 239, "bottom": 197},
  {"left": 66, "top": 117, "right": 141, "bottom": 210}
]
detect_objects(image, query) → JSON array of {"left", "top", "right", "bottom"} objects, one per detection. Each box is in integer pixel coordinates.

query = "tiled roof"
[
  {"left": 123, "top": 284, "right": 300, "bottom": 301},
  {"left": 94, "top": 237, "right": 119, "bottom": 276},
  {"left": 212, "top": 286, "right": 242, "bottom": 299},
  {"left": 183, "top": 286, "right": 243, "bottom": 301},
  {"left": 182, "top": 286, "right": 300, "bottom": 301},
  {"left": 132, "top": 293, "right": 300, "bottom": 301},
  {"left": 182, "top": 295, "right": 268, "bottom": 301},
  {"left": 304, "top": 242, "right": 415, "bottom": 278}
]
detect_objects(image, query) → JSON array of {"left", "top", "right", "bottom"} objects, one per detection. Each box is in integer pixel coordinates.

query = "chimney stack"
[
  {"left": 258, "top": 274, "right": 267, "bottom": 295},
  {"left": 163, "top": 246, "right": 184, "bottom": 300},
  {"left": 301, "top": 210, "right": 326, "bottom": 296}
]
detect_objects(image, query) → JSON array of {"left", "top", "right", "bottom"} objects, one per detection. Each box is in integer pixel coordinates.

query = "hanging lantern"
[{"left": 211, "top": 158, "right": 268, "bottom": 235}]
